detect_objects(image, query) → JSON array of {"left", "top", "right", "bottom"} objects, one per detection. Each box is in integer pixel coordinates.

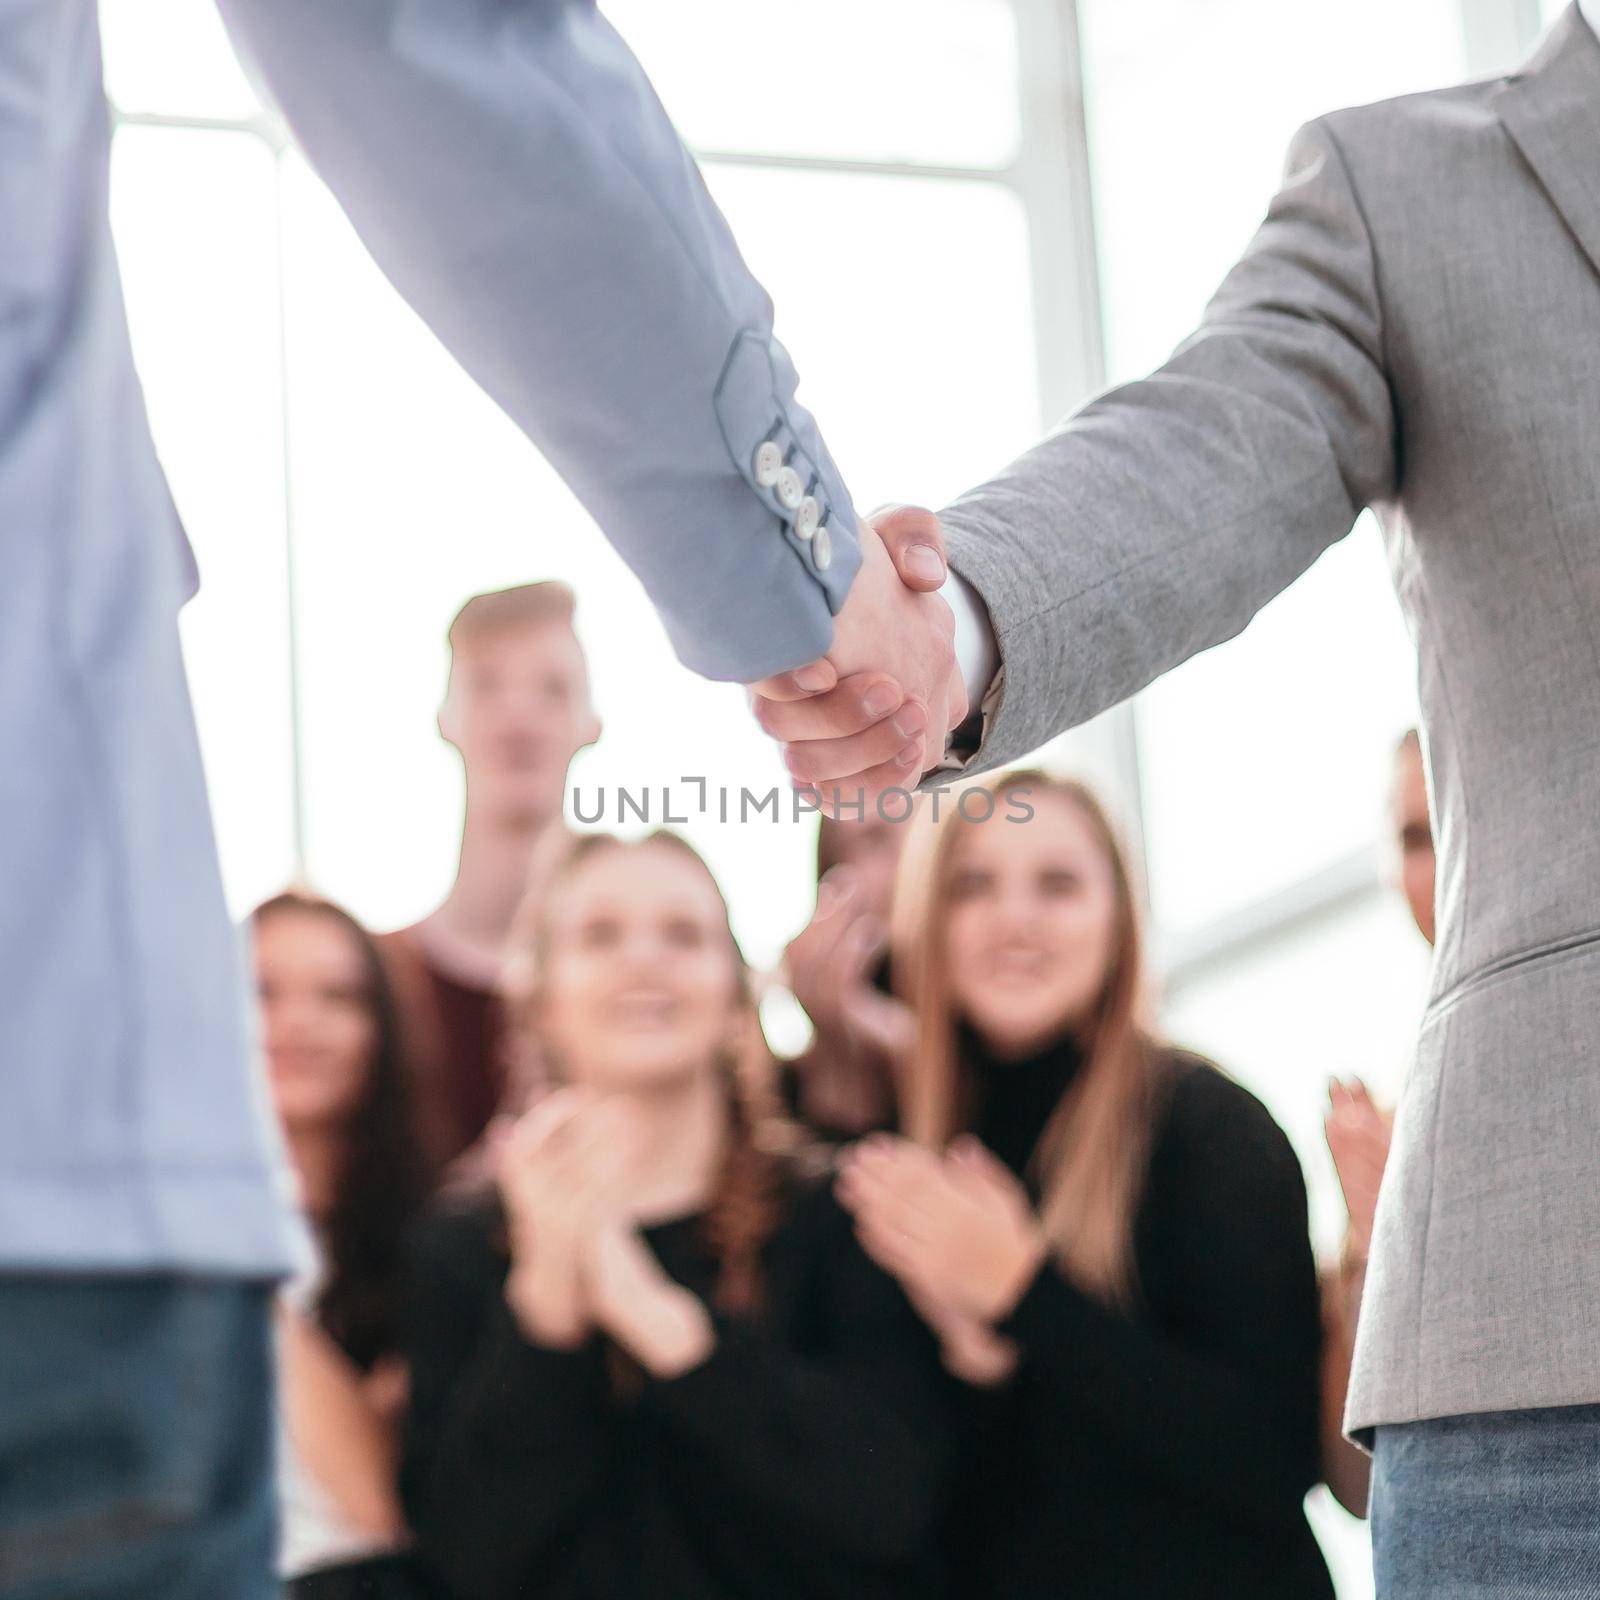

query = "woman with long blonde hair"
[
  {"left": 837, "top": 770, "right": 1330, "bottom": 1598},
  {"left": 399, "top": 829, "right": 951, "bottom": 1600}
]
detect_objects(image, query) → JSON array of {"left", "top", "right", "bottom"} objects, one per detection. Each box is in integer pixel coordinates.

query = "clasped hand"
[{"left": 747, "top": 507, "right": 968, "bottom": 814}]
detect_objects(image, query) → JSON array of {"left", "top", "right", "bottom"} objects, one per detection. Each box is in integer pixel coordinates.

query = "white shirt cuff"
[{"left": 946, "top": 565, "right": 999, "bottom": 714}]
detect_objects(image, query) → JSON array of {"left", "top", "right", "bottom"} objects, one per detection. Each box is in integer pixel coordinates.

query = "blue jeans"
[
  {"left": 1372, "top": 1405, "right": 1600, "bottom": 1598},
  {"left": 0, "top": 1276, "right": 278, "bottom": 1600}
]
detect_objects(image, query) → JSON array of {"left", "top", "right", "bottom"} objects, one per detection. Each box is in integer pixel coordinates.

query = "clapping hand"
[
  {"left": 899, "top": 1277, "right": 1020, "bottom": 1389},
  {"left": 1324, "top": 1078, "right": 1394, "bottom": 1261},
  {"left": 496, "top": 1088, "right": 645, "bottom": 1347},
  {"left": 585, "top": 1220, "right": 714, "bottom": 1378},
  {"left": 783, "top": 866, "right": 913, "bottom": 1133},
  {"left": 496, "top": 1088, "right": 713, "bottom": 1375},
  {"left": 837, "top": 1133, "right": 1045, "bottom": 1382}
]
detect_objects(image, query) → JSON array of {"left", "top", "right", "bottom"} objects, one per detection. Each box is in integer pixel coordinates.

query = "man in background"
[{"left": 381, "top": 582, "right": 599, "bottom": 1170}]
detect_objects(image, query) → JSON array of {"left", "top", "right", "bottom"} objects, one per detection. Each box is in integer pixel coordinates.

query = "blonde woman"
[
  {"left": 399, "top": 830, "right": 951, "bottom": 1600},
  {"left": 837, "top": 770, "right": 1330, "bottom": 1598}
]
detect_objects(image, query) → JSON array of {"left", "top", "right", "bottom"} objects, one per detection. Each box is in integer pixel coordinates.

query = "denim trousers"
[
  {"left": 1372, "top": 1404, "right": 1600, "bottom": 1598},
  {"left": 0, "top": 1276, "right": 278, "bottom": 1600}
]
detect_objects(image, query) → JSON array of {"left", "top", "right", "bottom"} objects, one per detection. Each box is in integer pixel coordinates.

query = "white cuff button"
[
  {"left": 812, "top": 524, "right": 833, "bottom": 571},
  {"left": 775, "top": 466, "right": 805, "bottom": 510},
  {"left": 794, "top": 496, "right": 821, "bottom": 539}
]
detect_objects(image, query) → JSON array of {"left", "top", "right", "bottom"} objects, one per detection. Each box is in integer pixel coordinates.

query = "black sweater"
[
  {"left": 955, "top": 1029, "right": 1333, "bottom": 1599},
  {"left": 400, "top": 1175, "right": 952, "bottom": 1600}
]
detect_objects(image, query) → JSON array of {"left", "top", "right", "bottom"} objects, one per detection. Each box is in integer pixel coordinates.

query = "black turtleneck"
[
  {"left": 951, "top": 1030, "right": 1333, "bottom": 1600},
  {"left": 399, "top": 1172, "right": 953, "bottom": 1600},
  {"left": 963, "top": 1020, "right": 1086, "bottom": 1184}
]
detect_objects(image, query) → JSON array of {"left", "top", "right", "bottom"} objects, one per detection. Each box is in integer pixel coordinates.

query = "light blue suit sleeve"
[{"left": 215, "top": 0, "right": 861, "bottom": 683}]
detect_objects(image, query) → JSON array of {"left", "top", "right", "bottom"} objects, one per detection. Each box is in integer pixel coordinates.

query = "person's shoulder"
[
  {"left": 1312, "top": 47, "right": 1514, "bottom": 141},
  {"left": 1156, "top": 1045, "right": 1275, "bottom": 1128},
  {"left": 407, "top": 1190, "right": 507, "bottom": 1293},
  {"left": 1152, "top": 1047, "right": 1301, "bottom": 1177},
  {"left": 769, "top": 1146, "right": 850, "bottom": 1247},
  {"left": 1306, "top": 70, "right": 1514, "bottom": 192},
  {"left": 373, "top": 921, "right": 431, "bottom": 991},
  {"left": 373, "top": 921, "right": 425, "bottom": 958}
]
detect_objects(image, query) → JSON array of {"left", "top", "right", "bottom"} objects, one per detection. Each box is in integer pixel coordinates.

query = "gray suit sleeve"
[
  {"left": 214, "top": 0, "right": 859, "bottom": 683},
  {"left": 940, "top": 117, "right": 1396, "bottom": 772}
]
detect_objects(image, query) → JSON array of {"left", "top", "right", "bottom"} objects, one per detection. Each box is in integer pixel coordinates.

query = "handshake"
[{"left": 744, "top": 506, "right": 974, "bottom": 812}]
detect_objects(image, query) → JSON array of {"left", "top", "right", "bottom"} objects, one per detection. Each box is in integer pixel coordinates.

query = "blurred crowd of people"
[{"left": 258, "top": 582, "right": 1434, "bottom": 1600}]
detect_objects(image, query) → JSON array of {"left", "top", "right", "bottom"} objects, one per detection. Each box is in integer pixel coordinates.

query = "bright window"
[{"left": 102, "top": 0, "right": 1039, "bottom": 971}]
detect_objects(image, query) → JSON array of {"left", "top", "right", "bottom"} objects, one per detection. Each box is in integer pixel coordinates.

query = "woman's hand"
[
  {"left": 585, "top": 1221, "right": 714, "bottom": 1379},
  {"left": 836, "top": 1134, "right": 1047, "bottom": 1323},
  {"left": 1324, "top": 1078, "right": 1394, "bottom": 1262},
  {"left": 901, "top": 1278, "right": 1019, "bottom": 1388},
  {"left": 497, "top": 1089, "right": 645, "bottom": 1346}
]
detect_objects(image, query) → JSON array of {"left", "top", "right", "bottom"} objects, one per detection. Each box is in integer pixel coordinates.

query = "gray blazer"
[{"left": 941, "top": 6, "right": 1600, "bottom": 1431}]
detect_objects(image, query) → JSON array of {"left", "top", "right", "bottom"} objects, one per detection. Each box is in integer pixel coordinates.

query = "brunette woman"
[
  {"left": 399, "top": 830, "right": 951, "bottom": 1600},
  {"left": 836, "top": 771, "right": 1332, "bottom": 1598},
  {"left": 252, "top": 890, "right": 436, "bottom": 1600}
]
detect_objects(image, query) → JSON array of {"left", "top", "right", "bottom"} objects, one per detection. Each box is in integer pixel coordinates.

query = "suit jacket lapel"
[{"left": 1496, "top": 5, "right": 1600, "bottom": 285}]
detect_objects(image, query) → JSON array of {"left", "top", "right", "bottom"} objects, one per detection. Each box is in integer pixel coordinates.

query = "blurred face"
[
  {"left": 1392, "top": 739, "right": 1436, "bottom": 946},
  {"left": 441, "top": 621, "right": 600, "bottom": 826},
  {"left": 942, "top": 793, "right": 1121, "bottom": 1059},
  {"left": 534, "top": 844, "right": 745, "bottom": 1093},
  {"left": 820, "top": 815, "right": 904, "bottom": 921},
  {"left": 255, "top": 909, "right": 377, "bottom": 1135}
]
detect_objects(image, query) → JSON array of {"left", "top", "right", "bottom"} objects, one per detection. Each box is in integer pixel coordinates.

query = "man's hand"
[{"left": 747, "top": 507, "right": 966, "bottom": 811}]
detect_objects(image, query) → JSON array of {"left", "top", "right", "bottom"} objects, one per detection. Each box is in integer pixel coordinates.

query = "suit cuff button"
[{"left": 752, "top": 440, "right": 784, "bottom": 488}]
